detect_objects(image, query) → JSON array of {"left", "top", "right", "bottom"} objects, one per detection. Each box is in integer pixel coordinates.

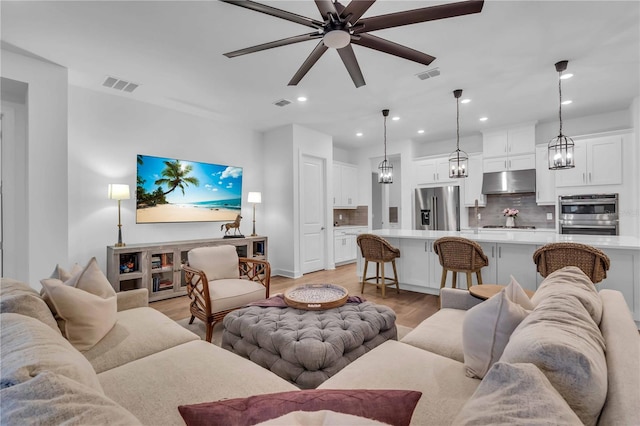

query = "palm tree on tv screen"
[{"left": 154, "top": 160, "right": 200, "bottom": 197}]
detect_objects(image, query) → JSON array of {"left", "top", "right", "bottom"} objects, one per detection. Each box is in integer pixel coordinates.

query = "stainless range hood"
[{"left": 481, "top": 169, "right": 536, "bottom": 195}]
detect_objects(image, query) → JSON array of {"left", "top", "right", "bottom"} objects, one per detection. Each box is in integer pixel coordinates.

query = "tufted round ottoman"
[{"left": 221, "top": 301, "right": 397, "bottom": 389}]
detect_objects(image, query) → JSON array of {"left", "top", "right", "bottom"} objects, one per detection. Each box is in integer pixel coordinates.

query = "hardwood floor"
[{"left": 150, "top": 263, "right": 440, "bottom": 328}]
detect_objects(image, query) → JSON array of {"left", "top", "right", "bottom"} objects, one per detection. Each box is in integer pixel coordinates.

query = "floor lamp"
[
  {"left": 108, "top": 184, "right": 130, "bottom": 247},
  {"left": 247, "top": 192, "right": 262, "bottom": 236}
]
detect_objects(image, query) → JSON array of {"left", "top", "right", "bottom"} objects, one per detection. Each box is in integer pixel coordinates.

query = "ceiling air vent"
[
  {"left": 102, "top": 76, "right": 139, "bottom": 93},
  {"left": 273, "top": 99, "right": 292, "bottom": 107},
  {"left": 416, "top": 68, "right": 440, "bottom": 80}
]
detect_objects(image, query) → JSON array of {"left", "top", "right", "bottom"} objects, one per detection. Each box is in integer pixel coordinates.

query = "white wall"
[
  {"left": 263, "top": 125, "right": 295, "bottom": 277},
  {"left": 263, "top": 124, "right": 333, "bottom": 278},
  {"left": 68, "top": 86, "right": 265, "bottom": 272},
  {"left": 1, "top": 49, "right": 68, "bottom": 286}
]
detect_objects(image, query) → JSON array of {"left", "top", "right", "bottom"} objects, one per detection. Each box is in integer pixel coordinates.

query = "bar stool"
[
  {"left": 356, "top": 234, "right": 401, "bottom": 298},
  {"left": 533, "top": 242, "right": 610, "bottom": 283},
  {"left": 433, "top": 237, "right": 488, "bottom": 289}
]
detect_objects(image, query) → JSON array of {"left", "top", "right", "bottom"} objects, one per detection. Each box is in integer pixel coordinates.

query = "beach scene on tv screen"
[{"left": 136, "top": 154, "right": 242, "bottom": 223}]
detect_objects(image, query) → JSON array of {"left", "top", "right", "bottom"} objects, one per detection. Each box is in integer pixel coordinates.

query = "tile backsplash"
[
  {"left": 468, "top": 193, "right": 555, "bottom": 229},
  {"left": 334, "top": 206, "right": 368, "bottom": 226}
]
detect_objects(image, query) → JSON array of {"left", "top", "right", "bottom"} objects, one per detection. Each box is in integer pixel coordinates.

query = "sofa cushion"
[
  {"left": 500, "top": 278, "right": 607, "bottom": 426},
  {"left": 597, "top": 289, "right": 640, "bottom": 426},
  {"left": 84, "top": 307, "right": 200, "bottom": 374},
  {"left": 0, "top": 313, "right": 103, "bottom": 393},
  {"left": 188, "top": 245, "right": 240, "bottom": 281},
  {"left": 531, "top": 266, "right": 602, "bottom": 324},
  {"left": 0, "top": 278, "right": 60, "bottom": 333},
  {"left": 452, "top": 362, "right": 582, "bottom": 425},
  {"left": 98, "top": 340, "right": 298, "bottom": 426},
  {"left": 400, "top": 308, "right": 465, "bottom": 362},
  {"left": 178, "top": 389, "right": 421, "bottom": 426},
  {"left": 462, "top": 290, "right": 529, "bottom": 379},
  {"left": 40, "top": 277, "right": 117, "bottom": 352},
  {"left": 0, "top": 371, "right": 141, "bottom": 425},
  {"left": 318, "top": 340, "right": 480, "bottom": 426}
]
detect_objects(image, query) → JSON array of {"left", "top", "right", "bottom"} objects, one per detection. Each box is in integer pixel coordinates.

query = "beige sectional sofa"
[{"left": 1, "top": 266, "right": 639, "bottom": 425}]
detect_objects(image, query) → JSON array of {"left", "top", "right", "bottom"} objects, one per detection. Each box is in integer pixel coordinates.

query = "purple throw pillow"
[{"left": 178, "top": 389, "right": 422, "bottom": 426}]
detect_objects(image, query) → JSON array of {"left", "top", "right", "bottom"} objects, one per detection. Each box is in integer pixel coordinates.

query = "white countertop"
[{"left": 372, "top": 229, "right": 640, "bottom": 250}]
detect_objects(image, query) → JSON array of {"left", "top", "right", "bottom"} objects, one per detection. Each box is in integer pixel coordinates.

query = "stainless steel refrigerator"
[{"left": 414, "top": 186, "right": 460, "bottom": 231}]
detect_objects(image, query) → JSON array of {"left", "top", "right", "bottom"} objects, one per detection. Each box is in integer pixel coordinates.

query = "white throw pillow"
[
  {"left": 462, "top": 290, "right": 529, "bottom": 379},
  {"left": 504, "top": 275, "right": 534, "bottom": 311},
  {"left": 50, "top": 262, "right": 83, "bottom": 282},
  {"left": 40, "top": 257, "right": 117, "bottom": 351}
]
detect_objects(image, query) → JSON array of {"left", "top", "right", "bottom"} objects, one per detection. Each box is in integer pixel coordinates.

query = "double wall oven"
[{"left": 559, "top": 194, "right": 619, "bottom": 236}]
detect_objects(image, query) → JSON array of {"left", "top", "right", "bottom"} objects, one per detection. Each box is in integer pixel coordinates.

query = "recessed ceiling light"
[
  {"left": 561, "top": 100, "right": 573, "bottom": 105},
  {"left": 479, "top": 117, "right": 488, "bottom": 122},
  {"left": 356, "top": 132, "right": 363, "bottom": 137},
  {"left": 392, "top": 116, "right": 400, "bottom": 121},
  {"left": 560, "top": 73, "right": 573, "bottom": 80},
  {"left": 297, "top": 96, "right": 307, "bottom": 102},
  {"left": 461, "top": 99, "right": 471, "bottom": 104},
  {"left": 417, "top": 129, "right": 425, "bottom": 134}
]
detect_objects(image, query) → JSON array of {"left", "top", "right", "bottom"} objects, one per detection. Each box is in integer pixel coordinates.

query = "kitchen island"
[{"left": 359, "top": 229, "right": 640, "bottom": 326}]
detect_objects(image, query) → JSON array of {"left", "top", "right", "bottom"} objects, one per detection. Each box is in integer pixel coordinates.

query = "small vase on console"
[{"left": 506, "top": 216, "right": 515, "bottom": 228}]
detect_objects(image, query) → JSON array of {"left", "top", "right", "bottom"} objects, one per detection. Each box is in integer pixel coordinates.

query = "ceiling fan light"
[{"left": 323, "top": 30, "right": 350, "bottom": 49}]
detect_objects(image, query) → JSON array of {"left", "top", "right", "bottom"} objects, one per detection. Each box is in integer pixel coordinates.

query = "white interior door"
[{"left": 301, "top": 155, "right": 326, "bottom": 274}]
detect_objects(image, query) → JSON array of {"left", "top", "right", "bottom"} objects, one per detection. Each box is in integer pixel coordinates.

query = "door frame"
[{"left": 299, "top": 153, "right": 328, "bottom": 274}]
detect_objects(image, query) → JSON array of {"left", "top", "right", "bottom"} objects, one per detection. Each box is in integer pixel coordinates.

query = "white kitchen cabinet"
[
  {"left": 463, "top": 153, "right": 486, "bottom": 207},
  {"left": 334, "top": 227, "right": 367, "bottom": 264},
  {"left": 483, "top": 153, "right": 535, "bottom": 173},
  {"left": 333, "top": 162, "right": 358, "bottom": 207},
  {"left": 478, "top": 242, "right": 538, "bottom": 291},
  {"left": 396, "top": 238, "right": 441, "bottom": 291},
  {"left": 535, "top": 145, "right": 556, "bottom": 205},
  {"left": 483, "top": 124, "right": 536, "bottom": 158},
  {"left": 555, "top": 134, "right": 623, "bottom": 187},
  {"left": 415, "top": 157, "right": 455, "bottom": 184}
]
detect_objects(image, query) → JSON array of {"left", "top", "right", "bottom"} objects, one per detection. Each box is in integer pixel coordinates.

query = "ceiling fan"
[{"left": 220, "top": 0, "right": 484, "bottom": 88}]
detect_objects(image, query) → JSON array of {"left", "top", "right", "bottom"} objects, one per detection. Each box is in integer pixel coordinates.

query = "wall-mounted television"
[{"left": 136, "top": 154, "right": 242, "bottom": 223}]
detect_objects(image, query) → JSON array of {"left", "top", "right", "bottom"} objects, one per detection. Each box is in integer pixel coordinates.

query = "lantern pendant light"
[
  {"left": 378, "top": 109, "right": 393, "bottom": 184},
  {"left": 548, "top": 60, "right": 575, "bottom": 170},
  {"left": 449, "top": 89, "right": 468, "bottom": 178}
]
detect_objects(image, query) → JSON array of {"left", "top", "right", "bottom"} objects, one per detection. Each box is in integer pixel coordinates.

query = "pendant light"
[
  {"left": 378, "top": 109, "right": 393, "bottom": 184},
  {"left": 449, "top": 89, "right": 468, "bottom": 178},
  {"left": 548, "top": 60, "right": 575, "bottom": 170}
]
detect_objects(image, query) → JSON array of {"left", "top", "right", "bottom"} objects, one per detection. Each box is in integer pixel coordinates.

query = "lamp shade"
[
  {"left": 247, "top": 192, "right": 262, "bottom": 203},
  {"left": 108, "top": 184, "right": 130, "bottom": 200}
]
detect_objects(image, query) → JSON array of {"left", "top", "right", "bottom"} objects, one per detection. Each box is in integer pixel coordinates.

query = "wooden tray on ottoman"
[{"left": 284, "top": 283, "right": 349, "bottom": 310}]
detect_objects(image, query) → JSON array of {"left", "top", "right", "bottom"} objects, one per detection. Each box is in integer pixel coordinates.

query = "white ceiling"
[{"left": 2, "top": 1, "right": 639, "bottom": 150}]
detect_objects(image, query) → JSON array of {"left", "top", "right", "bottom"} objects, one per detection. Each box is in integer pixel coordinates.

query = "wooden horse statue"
[{"left": 221, "top": 215, "right": 242, "bottom": 235}]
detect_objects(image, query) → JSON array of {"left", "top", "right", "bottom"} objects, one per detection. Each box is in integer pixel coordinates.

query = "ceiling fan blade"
[
  {"left": 352, "top": 33, "right": 435, "bottom": 66},
  {"left": 288, "top": 41, "right": 329, "bottom": 86},
  {"left": 337, "top": 45, "right": 366, "bottom": 88},
  {"left": 220, "top": 0, "right": 323, "bottom": 29},
  {"left": 340, "top": 0, "right": 376, "bottom": 24},
  {"left": 224, "top": 32, "right": 322, "bottom": 58},
  {"left": 354, "top": 0, "right": 484, "bottom": 33},
  {"left": 314, "top": 0, "right": 339, "bottom": 21}
]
